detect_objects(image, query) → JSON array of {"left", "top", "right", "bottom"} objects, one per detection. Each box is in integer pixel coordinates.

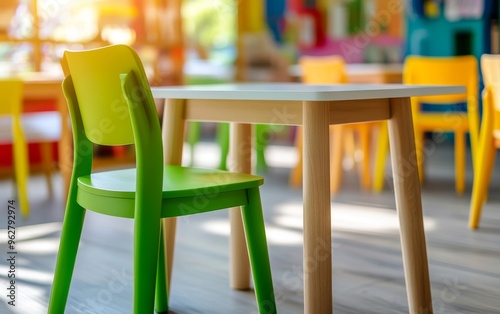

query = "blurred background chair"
[
  {"left": 183, "top": 76, "right": 231, "bottom": 169},
  {"left": 373, "top": 55, "right": 479, "bottom": 195},
  {"left": 290, "top": 55, "right": 374, "bottom": 194},
  {"left": 183, "top": 76, "right": 271, "bottom": 173},
  {"left": 0, "top": 79, "right": 29, "bottom": 216},
  {"left": 49, "top": 45, "right": 275, "bottom": 314},
  {"left": 184, "top": 50, "right": 274, "bottom": 173},
  {"left": 0, "top": 79, "right": 60, "bottom": 217},
  {"left": 469, "top": 54, "right": 500, "bottom": 229}
]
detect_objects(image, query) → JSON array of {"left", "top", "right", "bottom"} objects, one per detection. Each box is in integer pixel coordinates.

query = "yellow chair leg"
[
  {"left": 357, "top": 124, "right": 371, "bottom": 191},
  {"left": 373, "top": 122, "right": 389, "bottom": 193},
  {"left": 454, "top": 131, "right": 465, "bottom": 195},
  {"left": 415, "top": 130, "right": 425, "bottom": 184},
  {"left": 13, "top": 121, "right": 30, "bottom": 217},
  {"left": 469, "top": 140, "right": 496, "bottom": 229},
  {"left": 469, "top": 98, "right": 496, "bottom": 229},
  {"left": 467, "top": 97, "right": 480, "bottom": 171},
  {"left": 289, "top": 126, "right": 303, "bottom": 188},
  {"left": 343, "top": 126, "right": 356, "bottom": 171},
  {"left": 482, "top": 138, "right": 496, "bottom": 204},
  {"left": 330, "top": 125, "right": 344, "bottom": 195}
]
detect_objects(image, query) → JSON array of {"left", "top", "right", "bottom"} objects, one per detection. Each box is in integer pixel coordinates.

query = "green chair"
[
  {"left": 184, "top": 76, "right": 231, "bottom": 169},
  {"left": 49, "top": 45, "right": 276, "bottom": 314},
  {"left": 213, "top": 123, "right": 270, "bottom": 173}
]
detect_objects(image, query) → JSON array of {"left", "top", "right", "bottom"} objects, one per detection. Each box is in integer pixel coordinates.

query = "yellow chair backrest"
[
  {"left": 403, "top": 55, "right": 478, "bottom": 105},
  {"left": 0, "top": 79, "right": 23, "bottom": 116},
  {"left": 299, "top": 55, "right": 347, "bottom": 84},
  {"left": 481, "top": 54, "right": 500, "bottom": 131},
  {"left": 61, "top": 45, "right": 152, "bottom": 146}
]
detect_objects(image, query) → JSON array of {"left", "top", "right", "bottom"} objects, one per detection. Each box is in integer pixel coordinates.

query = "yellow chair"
[
  {"left": 290, "top": 55, "right": 373, "bottom": 194},
  {"left": 469, "top": 54, "right": 500, "bottom": 229},
  {"left": 373, "top": 55, "right": 479, "bottom": 195},
  {"left": 0, "top": 80, "right": 60, "bottom": 217},
  {"left": 0, "top": 80, "right": 29, "bottom": 216}
]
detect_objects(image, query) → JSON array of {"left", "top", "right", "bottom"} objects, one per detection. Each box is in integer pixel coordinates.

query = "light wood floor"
[{"left": 1, "top": 142, "right": 500, "bottom": 314}]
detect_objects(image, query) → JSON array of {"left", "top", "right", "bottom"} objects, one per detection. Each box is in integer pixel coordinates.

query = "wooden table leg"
[
  {"left": 161, "top": 98, "right": 186, "bottom": 291},
  {"left": 387, "top": 97, "right": 433, "bottom": 314},
  {"left": 229, "top": 122, "right": 251, "bottom": 289},
  {"left": 303, "top": 101, "right": 332, "bottom": 313}
]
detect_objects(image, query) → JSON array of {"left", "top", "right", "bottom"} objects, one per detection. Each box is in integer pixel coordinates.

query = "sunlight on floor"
[
  {"left": 0, "top": 265, "right": 53, "bottom": 285},
  {"left": 17, "top": 238, "right": 60, "bottom": 255},
  {"left": 200, "top": 201, "right": 437, "bottom": 245},
  {"left": 0, "top": 222, "right": 62, "bottom": 243},
  {"left": 182, "top": 142, "right": 297, "bottom": 169},
  {"left": 0, "top": 223, "right": 61, "bottom": 297},
  {"left": 273, "top": 201, "right": 437, "bottom": 233},
  {"left": 0, "top": 222, "right": 60, "bottom": 313},
  {"left": 200, "top": 218, "right": 303, "bottom": 245}
]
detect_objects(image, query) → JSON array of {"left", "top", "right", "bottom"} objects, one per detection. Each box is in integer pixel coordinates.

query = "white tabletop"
[{"left": 151, "top": 83, "right": 465, "bottom": 102}]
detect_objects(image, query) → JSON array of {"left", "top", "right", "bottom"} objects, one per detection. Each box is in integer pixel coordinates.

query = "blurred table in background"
[
  {"left": 20, "top": 73, "right": 70, "bottom": 198},
  {"left": 289, "top": 63, "right": 403, "bottom": 84}
]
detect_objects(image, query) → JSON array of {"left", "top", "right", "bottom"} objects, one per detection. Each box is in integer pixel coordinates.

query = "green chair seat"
[
  {"left": 79, "top": 165, "right": 263, "bottom": 198},
  {"left": 77, "top": 166, "right": 264, "bottom": 219}
]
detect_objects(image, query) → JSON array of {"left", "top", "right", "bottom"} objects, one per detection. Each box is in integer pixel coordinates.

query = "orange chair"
[
  {"left": 373, "top": 55, "right": 479, "bottom": 195},
  {"left": 469, "top": 54, "right": 500, "bottom": 229},
  {"left": 290, "top": 55, "right": 373, "bottom": 194}
]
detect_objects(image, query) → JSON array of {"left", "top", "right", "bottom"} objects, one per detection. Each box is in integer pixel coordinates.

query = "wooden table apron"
[{"left": 151, "top": 83, "right": 464, "bottom": 314}]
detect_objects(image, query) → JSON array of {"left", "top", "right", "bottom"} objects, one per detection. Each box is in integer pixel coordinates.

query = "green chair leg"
[
  {"left": 134, "top": 209, "right": 162, "bottom": 313},
  {"left": 255, "top": 124, "right": 269, "bottom": 173},
  {"left": 241, "top": 187, "right": 276, "bottom": 314},
  {"left": 187, "top": 122, "right": 202, "bottom": 167},
  {"left": 48, "top": 195, "right": 86, "bottom": 313},
  {"left": 155, "top": 223, "right": 169, "bottom": 313},
  {"left": 217, "top": 123, "right": 230, "bottom": 170},
  {"left": 217, "top": 123, "right": 270, "bottom": 172}
]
